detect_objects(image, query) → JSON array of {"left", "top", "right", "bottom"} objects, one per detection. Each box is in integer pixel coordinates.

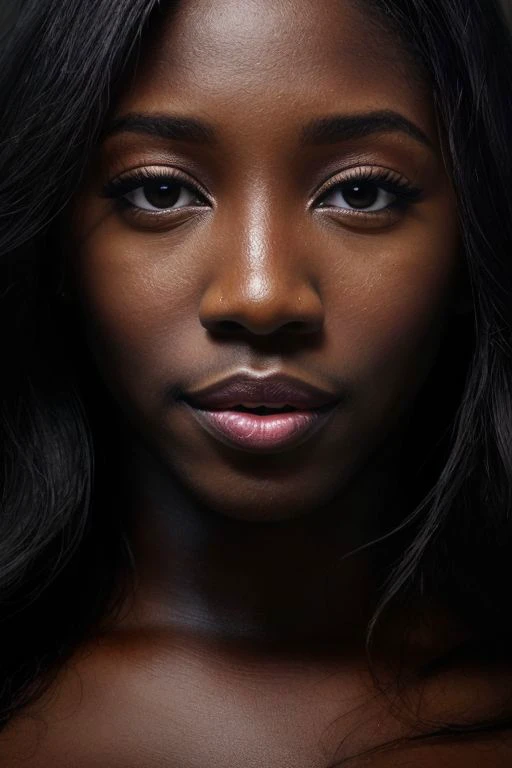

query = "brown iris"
[
  {"left": 341, "top": 181, "right": 379, "bottom": 209},
  {"left": 144, "top": 181, "right": 182, "bottom": 209}
]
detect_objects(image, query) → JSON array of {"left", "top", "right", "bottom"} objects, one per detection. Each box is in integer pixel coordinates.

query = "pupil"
[
  {"left": 343, "top": 181, "right": 378, "bottom": 209},
  {"left": 145, "top": 181, "right": 180, "bottom": 209}
]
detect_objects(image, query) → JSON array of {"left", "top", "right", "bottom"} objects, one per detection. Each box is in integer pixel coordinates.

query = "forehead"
[{"left": 114, "top": 0, "right": 434, "bottom": 145}]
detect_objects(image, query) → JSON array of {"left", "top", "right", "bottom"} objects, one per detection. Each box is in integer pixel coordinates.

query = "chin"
[{"left": 171, "top": 463, "right": 351, "bottom": 524}]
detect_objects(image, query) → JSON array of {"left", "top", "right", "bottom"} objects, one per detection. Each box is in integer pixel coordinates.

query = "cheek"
[
  {"left": 73, "top": 198, "right": 460, "bottom": 422},
  {"left": 72, "top": 227, "right": 200, "bottom": 405},
  {"left": 325, "top": 221, "right": 460, "bottom": 412}
]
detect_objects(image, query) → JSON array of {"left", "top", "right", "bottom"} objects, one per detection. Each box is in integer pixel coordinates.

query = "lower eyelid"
[
  {"left": 314, "top": 205, "right": 398, "bottom": 219},
  {"left": 106, "top": 168, "right": 419, "bottom": 221},
  {"left": 122, "top": 201, "right": 208, "bottom": 217}
]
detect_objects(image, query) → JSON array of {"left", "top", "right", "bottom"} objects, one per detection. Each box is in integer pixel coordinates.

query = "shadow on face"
[{"left": 68, "top": 0, "right": 462, "bottom": 523}]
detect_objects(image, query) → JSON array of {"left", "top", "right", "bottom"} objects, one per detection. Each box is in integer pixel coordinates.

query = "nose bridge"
[
  {"left": 199, "top": 182, "right": 324, "bottom": 335},
  {"left": 240, "top": 191, "right": 295, "bottom": 297}
]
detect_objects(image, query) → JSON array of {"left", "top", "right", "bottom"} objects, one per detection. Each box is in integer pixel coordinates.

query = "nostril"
[
  {"left": 286, "top": 321, "right": 308, "bottom": 332},
  {"left": 217, "top": 320, "right": 243, "bottom": 331},
  {"left": 210, "top": 319, "right": 320, "bottom": 335}
]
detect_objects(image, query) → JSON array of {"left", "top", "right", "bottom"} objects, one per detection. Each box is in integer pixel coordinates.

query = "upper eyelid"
[
  {"left": 104, "top": 165, "right": 213, "bottom": 202},
  {"left": 105, "top": 164, "right": 416, "bottom": 208},
  {"left": 309, "top": 165, "right": 411, "bottom": 200}
]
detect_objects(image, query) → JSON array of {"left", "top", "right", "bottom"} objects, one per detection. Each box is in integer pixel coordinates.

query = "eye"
[
  {"left": 313, "top": 168, "right": 423, "bottom": 218},
  {"left": 125, "top": 179, "right": 206, "bottom": 212},
  {"left": 102, "top": 169, "right": 210, "bottom": 214},
  {"left": 318, "top": 179, "right": 397, "bottom": 212}
]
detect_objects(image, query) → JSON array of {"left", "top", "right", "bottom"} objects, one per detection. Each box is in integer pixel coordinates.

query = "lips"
[
  {"left": 180, "top": 371, "right": 339, "bottom": 453},
  {"left": 181, "top": 371, "right": 338, "bottom": 411}
]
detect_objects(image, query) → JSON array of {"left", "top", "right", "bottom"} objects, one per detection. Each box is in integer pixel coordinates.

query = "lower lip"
[{"left": 182, "top": 403, "right": 337, "bottom": 453}]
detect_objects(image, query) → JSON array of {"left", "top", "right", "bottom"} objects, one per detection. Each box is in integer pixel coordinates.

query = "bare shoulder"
[
  {"left": 1, "top": 632, "right": 512, "bottom": 768},
  {"left": 353, "top": 734, "right": 512, "bottom": 767},
  {"left": 0, "top": 632, "right": 163, "bottom": 768}
]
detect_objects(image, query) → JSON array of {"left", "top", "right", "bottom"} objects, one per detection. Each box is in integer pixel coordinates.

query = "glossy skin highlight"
[
  {"left": 63, "top": 0, "right": 467, "bottom": 720},
  {"left": 9, "top": 2, "right": 512, "bottom": 766},
  {"left": 70, "top": 0, "right": 460, "bottom": 527}
]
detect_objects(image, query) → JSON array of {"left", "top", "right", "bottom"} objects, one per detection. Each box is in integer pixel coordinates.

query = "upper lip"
[{"left": 181, "top": 371, "right": 339, "bottom": 410}]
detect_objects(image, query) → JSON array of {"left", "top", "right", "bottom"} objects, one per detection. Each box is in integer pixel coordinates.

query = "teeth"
[{"left": 238, "top": 402, "right": 291, "bottom": 409}]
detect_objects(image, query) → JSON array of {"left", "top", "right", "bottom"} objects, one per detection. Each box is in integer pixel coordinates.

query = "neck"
[{"left": 109, "top": 433, "right": 410, "bottom": 655}]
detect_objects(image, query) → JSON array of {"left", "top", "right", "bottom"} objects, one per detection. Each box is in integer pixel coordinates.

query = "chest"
[{"left": 1, "top": 641, "right": 512, "bottom": 768}]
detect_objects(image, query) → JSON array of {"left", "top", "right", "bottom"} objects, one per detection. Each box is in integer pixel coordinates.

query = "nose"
[{"left": 198, "top": 203, "right": 324, "bottom": 337}]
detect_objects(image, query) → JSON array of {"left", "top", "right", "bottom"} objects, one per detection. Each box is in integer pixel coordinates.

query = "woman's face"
[{"left": 69, "top": 0, "right": 460, "bottom": 522}]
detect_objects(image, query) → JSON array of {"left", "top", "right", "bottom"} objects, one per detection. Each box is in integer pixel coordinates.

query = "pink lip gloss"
[{"left": 183, "top": 404, "right": 337, "bottom": 453}]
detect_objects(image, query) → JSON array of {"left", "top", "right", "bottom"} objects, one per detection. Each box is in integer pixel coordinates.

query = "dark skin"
[
  {"left": 3, "top": 0, "right": 512, "bottom": 765},
  {"left": 71, "top": 0, "right": 461, "bottom": 646}
]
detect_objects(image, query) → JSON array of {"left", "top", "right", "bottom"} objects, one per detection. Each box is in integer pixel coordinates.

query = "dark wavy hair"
[{"left": 1, "top": 0, "right": 512, "bottom": 761}]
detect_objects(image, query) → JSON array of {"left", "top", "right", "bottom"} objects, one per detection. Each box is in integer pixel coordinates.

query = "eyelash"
[
  {"left": 102, "top": 166, "right": 423, "bottom": 217},
  {"left": 316, "top": 166, "right": 422, "bottom": 211},
  {"left": 103, "top": 168, "right": 208, "bottom": 211}
]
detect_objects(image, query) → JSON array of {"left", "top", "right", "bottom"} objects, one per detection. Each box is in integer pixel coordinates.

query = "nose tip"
[{"left": 199, "top": 285, "right": 324, "bottom": 336}]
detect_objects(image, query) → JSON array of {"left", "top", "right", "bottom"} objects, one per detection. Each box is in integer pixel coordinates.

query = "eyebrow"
[
  {"left": 300, "top": 110, "right": 433, "bottom": 150},
  {"left": 103, "top": 114, "right": 217, "bottom": 144},
  {"left": 103, "top": 109, "right": 433, "bottom": 150}
]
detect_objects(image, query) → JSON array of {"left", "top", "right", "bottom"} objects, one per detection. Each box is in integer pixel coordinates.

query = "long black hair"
[{"left": 1, "top": 0, "right": 512, "bottom": 759}]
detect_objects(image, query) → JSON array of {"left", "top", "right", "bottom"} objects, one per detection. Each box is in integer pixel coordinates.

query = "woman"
[{"left": 0, "top": 0, "right": 512, "bottom": 764}]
